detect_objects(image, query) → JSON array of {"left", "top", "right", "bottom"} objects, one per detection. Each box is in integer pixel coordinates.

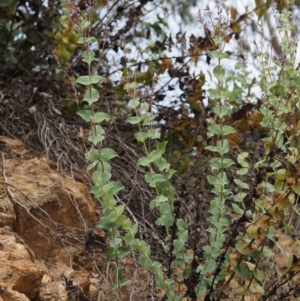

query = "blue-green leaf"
[
  {"left": 149, "top": 150, "right": 162, "bottom": 162},
  {"left": 234, "top": 263, "right": 251, "bottom": 281},
  {"left": 126, "top": 116, "right": 141, "bottom": 124},
  {"left": 76, "top": 75, "right": 106, "bottom": 85},
  {"left": 77, "top": 110, "right": 92, "bottom": 122},
  {"left": 100, "top": 148, "right": 118, "bottom": 161},
  {"left": 83, "top": 88, "right": 99, "bottom": 105},
  {"left": 137, "top": 156, "right": 150, "bottom": 166},
  {"left": 93, "top": 112, "right": 110, "bottom": 123},
  {"left": 213, "top": 65, "right": 225, "bottom": 81},
  {"left": 77, "top": 36, "right": 97, "bottom": 44}
]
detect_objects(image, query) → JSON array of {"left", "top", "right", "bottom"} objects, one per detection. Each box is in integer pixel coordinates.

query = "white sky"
[{"left": 102, "top": 0, "right": 297, "bottom": 108}]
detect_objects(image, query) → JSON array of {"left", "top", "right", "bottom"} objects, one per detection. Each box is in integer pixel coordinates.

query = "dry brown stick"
[{"left": 0, "top": 121, "right": 18, "bottom": 140}]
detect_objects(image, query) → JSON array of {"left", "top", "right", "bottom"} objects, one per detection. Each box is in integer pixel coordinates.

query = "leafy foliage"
[
  {"left": 68, "top": 0, "right": 300, "bottom": 299},
  {"left": 1, "top": 0, "right": 300, "bottom": 300}
]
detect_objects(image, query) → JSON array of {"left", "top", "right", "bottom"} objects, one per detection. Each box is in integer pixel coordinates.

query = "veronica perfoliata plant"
[
  {"left": 194, "top": 1, "right": 300, "bottom": 299},
  {"left": 64, "top": 1, "right": 191, "bottom": 300}
]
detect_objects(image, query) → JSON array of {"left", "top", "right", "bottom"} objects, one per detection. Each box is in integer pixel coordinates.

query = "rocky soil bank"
[{"left": 0, "top": 135, "right": 111, "bottom": 301}]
